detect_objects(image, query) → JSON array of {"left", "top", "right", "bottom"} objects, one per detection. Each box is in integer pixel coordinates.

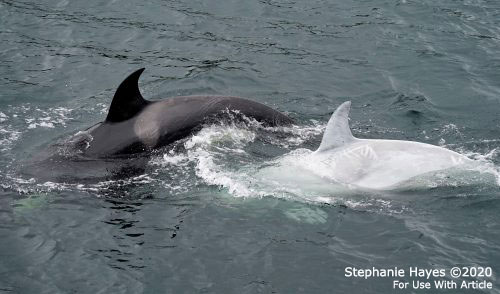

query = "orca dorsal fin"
[
  {"left": 105, "top": 68, "right": 150, "bottom": 123},
  {"left": 316, "top": 101, "right": 356, "bottom": 152}
]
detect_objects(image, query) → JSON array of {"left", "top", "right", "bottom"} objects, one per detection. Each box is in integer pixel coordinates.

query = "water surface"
[{"left": 1, "top": 0, "right": 500, "bottom": 293}]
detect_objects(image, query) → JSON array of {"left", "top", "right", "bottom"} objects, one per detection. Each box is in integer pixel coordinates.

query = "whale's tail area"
[{"left": 316, "top": 101, "right": 356, "bottom": 153}]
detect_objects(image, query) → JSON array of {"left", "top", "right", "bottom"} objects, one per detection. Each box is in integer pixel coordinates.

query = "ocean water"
[{"left": 1, "top": 0, "right": 500, "bottom": 293}]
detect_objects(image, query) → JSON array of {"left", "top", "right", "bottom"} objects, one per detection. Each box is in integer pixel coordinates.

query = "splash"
[
  {"left": 153, "top": 121, "right": 358, "bottom": 204},
  {"left": 463, "top": 148, "right": 500, "bottom": 186}
]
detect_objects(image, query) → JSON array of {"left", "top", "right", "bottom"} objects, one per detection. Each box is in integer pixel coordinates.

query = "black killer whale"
[
  {"left": 85, "top": 68, "right": 293, "bottom": 157},
  {"left": 22, "top": 68, "right": 293, "bottom": 182}
]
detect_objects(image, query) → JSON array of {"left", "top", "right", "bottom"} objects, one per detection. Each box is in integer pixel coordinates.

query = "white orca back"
[
  {"left": 309, "top": 101, "right": 472, "bottom": 189},
  {"left": 311, "top": 138, "right": 470, "bottom": 189},
  {"left": 256, "top": 101, "right": 480, "bottom": 191}
]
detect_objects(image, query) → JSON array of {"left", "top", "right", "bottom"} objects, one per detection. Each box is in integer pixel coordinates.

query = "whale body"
[
  {"left": 258, "top": 101, "right": 474, "bottom": 191},
  {"left": 22, "top": 68, "right": 293, "bottom": 182},
  {"left": 85, "top": 68, "right": 293, "bottom": 157}
]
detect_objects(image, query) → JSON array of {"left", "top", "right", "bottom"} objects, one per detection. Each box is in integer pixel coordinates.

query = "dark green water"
[{"left": 1, "top": 0, "right": 500, "bottom": 293}]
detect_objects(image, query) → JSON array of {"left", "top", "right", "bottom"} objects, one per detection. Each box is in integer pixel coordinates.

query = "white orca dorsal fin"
[
  {"left": 105, "top": 68, "right": 151, "bottom": 123},
  {"left": 316, "top": 101, "right": 356, "bottom": 152}
]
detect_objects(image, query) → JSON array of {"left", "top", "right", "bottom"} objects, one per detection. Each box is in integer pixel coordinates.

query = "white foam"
[
  {"left": 0, "top": 112, "right": 7, "bottom": 123},
  {"left": 26, "top": 107, "right": 73, "bottom": 129},
  {"left": 453, "top": 148, "right": 500, "bottom": 185},
  {"left": 28, "top": 121, "right": 55, "bottom": 129},
  {"left": 161, "top": 152, "right": 189, "bottom": 165},
  {"left": 185, "top": 123, "right": 256, "bottom": 149},
  {"left": 0, "top": 126, "right": 21, "bottom": 152},
  {"left": 180, "top": 124, "right": 259, "bottom": 197},
  {"left": 194, "top": 149, "right": 254, "bottom": 197}
]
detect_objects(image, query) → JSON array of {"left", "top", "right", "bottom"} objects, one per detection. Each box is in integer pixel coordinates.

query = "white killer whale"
[{"left": 259, "top": 101, "right": 474, "bottom": 191}]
